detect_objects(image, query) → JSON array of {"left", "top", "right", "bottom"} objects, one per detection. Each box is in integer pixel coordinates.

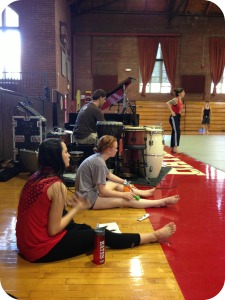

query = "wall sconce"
[{"left": 125, "top": 68, "right": 132, "bottom": 72}]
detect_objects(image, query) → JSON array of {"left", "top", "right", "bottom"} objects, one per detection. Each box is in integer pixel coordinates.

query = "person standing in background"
[
  {"left": 166, "top": 88, "right": 185, "bottom": 153},
  {"left": 73, "top": 89, "right": 106, "bottom": 145},
  {"left": 201, "top": 101, "right": 211, "bottom": 134}
]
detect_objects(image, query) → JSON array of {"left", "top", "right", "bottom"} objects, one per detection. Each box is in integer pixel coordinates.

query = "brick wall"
[
  {"left": 2, "top": 2, "right": 225, "bottom": 109},
  {"left": 10, "top": 0, "right": 70, "bottom": 98},
  {"left": 72, "top": 13, "right": 225, "bottom": 104}
]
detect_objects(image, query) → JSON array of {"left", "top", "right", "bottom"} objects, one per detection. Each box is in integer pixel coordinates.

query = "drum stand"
[{"left": 122, "top": 145, "right": 149, "bottom": 180}]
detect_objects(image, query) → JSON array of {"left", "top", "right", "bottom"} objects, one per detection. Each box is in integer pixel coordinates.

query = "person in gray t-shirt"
[
  {"left": 73, "top": 89, "right": 106, "bottom": 145},
  {"left": 75, "top": 135, "right": 180, "bottom": 209}
]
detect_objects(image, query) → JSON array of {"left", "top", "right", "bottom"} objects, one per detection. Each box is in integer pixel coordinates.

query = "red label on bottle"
[{"left": 93, "top": 232, "right": 105, "bottom": 265}]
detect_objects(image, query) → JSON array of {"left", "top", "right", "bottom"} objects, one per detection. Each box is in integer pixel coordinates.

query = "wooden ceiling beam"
[
  {"left": 68, "top": 0, "right": 223, "bottom": 18},
  {"left": 168, "top": 0, "right": 187, "bottom": 22},
  {"left": 74, "top": 0, "right": 122, "bottom": 15},
  {"left": 204, "top": 1, "right": 211, "bottom": 16},
  {"left": 183, "top": 0, "right": 190, "bottom": 13},
  {"left": 167, "top": 0, "right": 176, "bottom": 14}
]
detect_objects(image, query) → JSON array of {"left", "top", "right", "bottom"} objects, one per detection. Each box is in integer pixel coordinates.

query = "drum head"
[
  {"left": 124, "top": 126, "right": 145, "bottom": 131},
  {"left": 97, "top": 121, "right": 123, "bottom": 126},
  {"left": 145, "top": 127, "right": 163, "bottom": 134},
  {"left": 96, "top": 121, "right": 124, "bottom": 139},
  {"left": 69, "top": 151, "right": 84, "bottom": 157}
]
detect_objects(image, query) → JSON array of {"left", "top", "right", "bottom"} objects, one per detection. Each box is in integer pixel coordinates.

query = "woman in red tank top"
[
  {"left": 16, "top": 138, "right": 177, "bottom": 263},
  {"left": 166, "top": 87, "right": 185, "bottom": 153}
]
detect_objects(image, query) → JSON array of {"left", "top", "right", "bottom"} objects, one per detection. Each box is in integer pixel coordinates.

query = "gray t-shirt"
[
  {"left": 73, "top": 102, "right": 105, "bottom": 139},
  {"left": 75, "top": 153, "right": 109, "bottom": 206}
]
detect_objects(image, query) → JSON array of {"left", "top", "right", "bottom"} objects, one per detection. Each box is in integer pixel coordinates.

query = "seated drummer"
[{"left": 73, "top": 89, "right": 106, "bottom": 145}]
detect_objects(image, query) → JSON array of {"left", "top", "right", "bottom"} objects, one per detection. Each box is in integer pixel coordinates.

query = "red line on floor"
[{"left": 145, "top": 147, "right": 225, "bottom": 300}]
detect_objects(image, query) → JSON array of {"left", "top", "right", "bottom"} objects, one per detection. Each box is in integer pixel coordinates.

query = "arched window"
[{"left": 0, "top": 6, "right": 21, "bottom": 79}]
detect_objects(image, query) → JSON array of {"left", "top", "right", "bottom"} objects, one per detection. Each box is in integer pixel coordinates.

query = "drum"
[
  {"left": 68, "top": 151, "right": 84, "bottom": 173},
  {"left": 121, "top": 148, "right": 144, "bottom": 178},
  {"left": 145, "top": 154, "right": 164, "bottom": 178},
  {"left": 96, "top": 121, "right": 124, "bottom": 139},
  {"left": 47, "top": 132, "right": 72, "bottom": 145},
  {"left": 123, "top": 126, "right": 146, "bottom": 149},
  {"left": 145, "top": 126, "right": 164, "bottom": 155},
  {"left": 70, "top": 151, "right": 84, "bottom": 163}
]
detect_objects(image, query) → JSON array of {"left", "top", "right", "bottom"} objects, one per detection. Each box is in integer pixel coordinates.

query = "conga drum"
[
  {"left": 145, "top": 126, "right": 164, "bottom": 155},
  {"left": 144, "top": 125, "right": 164, "bottom": 178},
  {"left": 96, "top": 121, "right": 124, "bottom": 140},
  {"left": 144, "top": 154, "right": 164, "bottom": 178},
  {"left": 122, "top": 127, "right": 147, "bottom": 177},
  {"left": 123, "top": 126, "right": 146, "bottom": 149}
]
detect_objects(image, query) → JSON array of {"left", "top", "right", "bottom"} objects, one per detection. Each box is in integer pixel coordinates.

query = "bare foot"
[
  {"left": 162, "top": 195, "right": 180, "bottom": 206},
  {"left": 153, "top": 222, "right": 176, "bottom": 242},
  {"left": 133, "top": 187, "right": 155, "bottom": 197}
]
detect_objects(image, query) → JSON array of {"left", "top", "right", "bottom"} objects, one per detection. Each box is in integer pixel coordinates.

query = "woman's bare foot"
[
  {"left": 153, "top": 222, "right": 176, "bottom": 242},
  {"left": 133, "top": 187, "right": 155, "bottom": 197},
  {"left": 161, "top": 195, "right": 180, "bottom": 206},
  {"left": 171, "top": 147, "right": 181, "bottom": 154}
]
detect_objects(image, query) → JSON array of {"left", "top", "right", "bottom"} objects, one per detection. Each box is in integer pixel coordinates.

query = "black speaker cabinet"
[{"left": 12, "top": 116, "right": 46, "bottom": 162}]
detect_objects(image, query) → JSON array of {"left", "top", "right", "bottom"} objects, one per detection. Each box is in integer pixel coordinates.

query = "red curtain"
[
  {"left": 160, "top": 37, "right": 178, "bottom": 94},
  {"left": 209, "top": 37, "right": 225, "bottom": 95},
  {"left": 138, "top": 37, "right": 159, "bottom": 96}
]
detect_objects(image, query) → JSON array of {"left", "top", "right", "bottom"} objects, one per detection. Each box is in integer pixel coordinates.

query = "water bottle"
[
  {"left": 93, "top": 225, "right": 106, "bottom": 265},
  {"left": 123, "top": 180, "right": 140, "bottom": 200},
  {"left": 123, "top": 179, "right": 131, "bottom": 192}
]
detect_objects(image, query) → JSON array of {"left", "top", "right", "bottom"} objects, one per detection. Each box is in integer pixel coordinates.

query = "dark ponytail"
[{"left": 174, "top": 87, "right": 184, "bottom": 97}]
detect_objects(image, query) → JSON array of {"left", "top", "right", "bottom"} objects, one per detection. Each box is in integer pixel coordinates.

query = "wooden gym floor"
[{"left": 0, "top": 133, "right": 225, "bottom": 299}]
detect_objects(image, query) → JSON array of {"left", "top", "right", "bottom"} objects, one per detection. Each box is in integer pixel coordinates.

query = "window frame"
[
  {"left": 211, "top": 68, "right": 225, "bottom": 94},
  {"left": 0, "top": 7, "right": 21, "bottom": 79},
  {"left": 139, "top": 43, "right": 171, "bottom": 94}
]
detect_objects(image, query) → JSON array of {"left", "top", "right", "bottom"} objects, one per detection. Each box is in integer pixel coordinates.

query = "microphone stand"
[
  {"left": 121, "top": 88, "right": 135, "bottom": 115},
  {"left": 121, "top": 87, "right": 138, "bottom": 126}
]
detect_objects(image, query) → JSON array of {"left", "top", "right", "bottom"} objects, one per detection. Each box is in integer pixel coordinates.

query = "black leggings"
[
  {"left": 169, "top": 114, "right": 181, "bottom": 148},
  {"left": 35, "top": 211, "right": 140, "bottom": 263}
]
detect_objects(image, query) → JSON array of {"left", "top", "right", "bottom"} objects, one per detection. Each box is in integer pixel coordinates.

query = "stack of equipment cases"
[{"left": 12, "top": 116, "right": 46, "bottom": 162}]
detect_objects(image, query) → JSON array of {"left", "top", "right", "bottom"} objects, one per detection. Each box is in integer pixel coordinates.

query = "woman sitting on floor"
[
  {"left": 16, "top": 138, "right": 176, "bottom": 262},
  {"left": 75, "top": 135, "right": 180, "bottom": 210}
]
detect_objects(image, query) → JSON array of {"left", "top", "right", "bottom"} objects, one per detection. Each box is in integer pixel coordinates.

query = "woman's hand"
[
  {"left": 122, "top": 191, "right": 135, "bottom": 201},
  {"left": 67, "top": 192, "right": 91, "bottom": 210}
]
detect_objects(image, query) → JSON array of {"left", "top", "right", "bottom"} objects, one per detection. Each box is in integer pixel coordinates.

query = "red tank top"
[
  {"left": 16, "top": 174, "right": 67, "bottom": 261},
  {"left": 171, "top": 98, "right": 183, "bottom": 114}
]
